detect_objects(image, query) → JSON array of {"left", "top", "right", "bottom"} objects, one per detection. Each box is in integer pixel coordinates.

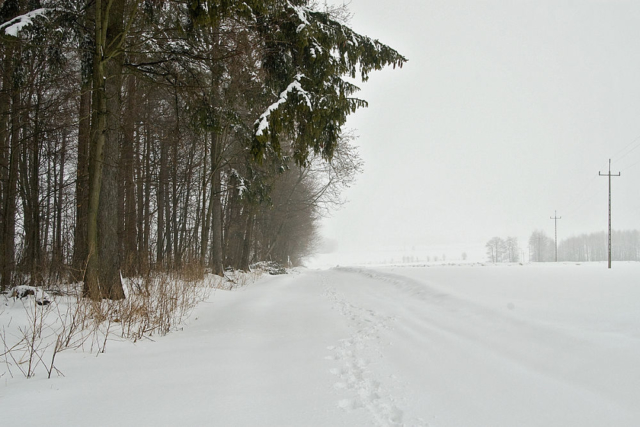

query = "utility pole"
[
  {"left": 599, "top": 159, "right": 620, "bottom": 269},
  {"left": 550, "top": 210, "right": 561, "bottom": 262}
]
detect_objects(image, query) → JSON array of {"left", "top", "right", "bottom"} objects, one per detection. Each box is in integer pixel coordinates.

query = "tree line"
[
  {"left": 485, "top": 236, "right": 520, "bottom": 263},
  {"left": 487, "top": 230, "right": 640, "bottom": 263},
  {"left": 533, "top": 229, "right": 640, "bottom": 262},
  {"left": 0, "top": 0, "right": 406, "bottom": 298}
]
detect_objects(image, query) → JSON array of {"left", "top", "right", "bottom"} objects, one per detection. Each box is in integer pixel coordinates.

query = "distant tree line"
[
  {"left": 0, "top": 1, "right": 406, "bottom": 298},
  {"left": 558, "top": 230, "right": 640, "bottom": 262},
  {"left": 485, "top": 236, "right": 520, "bottom": 263},
  {"left": 528, "top": 229, "right": 640, "bottom": 262}
]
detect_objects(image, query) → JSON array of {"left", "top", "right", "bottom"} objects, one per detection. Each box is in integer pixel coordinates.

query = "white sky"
[{"left": 319, "top": 0, "right": 640, "bottom": 260}]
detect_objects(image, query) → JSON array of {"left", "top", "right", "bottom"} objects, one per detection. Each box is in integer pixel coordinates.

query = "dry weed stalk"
[
  {"left": 0, "top": 267, "right": 268, "bottom": 379},
  {"left": 0, "top": 297, "right": 58, "bottom": 378}
]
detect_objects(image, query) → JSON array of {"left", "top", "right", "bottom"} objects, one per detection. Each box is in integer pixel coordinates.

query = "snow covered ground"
[{"left": 2, "top": 262, "right": 640, "bottom": 426}]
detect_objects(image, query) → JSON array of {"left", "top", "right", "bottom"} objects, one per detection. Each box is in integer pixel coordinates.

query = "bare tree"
[
  {"left": 529, "top": 230, "right": 554, "bottom": 262},
  {"left": 504, "top": 237, "right": 519, "bottom": 263},
  {"left": 486, "top": 237, "right": 505, "bottom": 263}
]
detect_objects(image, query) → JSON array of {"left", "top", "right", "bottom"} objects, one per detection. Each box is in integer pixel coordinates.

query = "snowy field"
[{"left": 2, "top": 262, "right": 640, "bottom": 427}]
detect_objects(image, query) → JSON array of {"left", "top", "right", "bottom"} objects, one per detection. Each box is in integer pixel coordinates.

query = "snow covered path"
[{"left": 3, "top": 264, "right": 640, "bottom": 426}]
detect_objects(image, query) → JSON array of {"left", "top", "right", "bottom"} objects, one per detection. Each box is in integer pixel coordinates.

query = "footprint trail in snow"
[{"left": 322, "top": 282, "right": 429, "bottom": 427}]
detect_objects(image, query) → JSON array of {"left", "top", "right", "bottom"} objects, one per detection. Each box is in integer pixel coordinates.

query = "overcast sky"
[{"left": 317, "top": 0, "right": 640, "bottom": 260}]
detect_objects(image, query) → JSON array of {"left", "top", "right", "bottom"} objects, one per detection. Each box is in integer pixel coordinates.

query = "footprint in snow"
[{"left": 338, "top": 398, "right": 362, "bottom": 411}]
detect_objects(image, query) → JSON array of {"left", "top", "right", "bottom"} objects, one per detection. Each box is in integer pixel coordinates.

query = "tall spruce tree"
[{"left": 251, "top": 1, "right": 406, "bottom": 164}]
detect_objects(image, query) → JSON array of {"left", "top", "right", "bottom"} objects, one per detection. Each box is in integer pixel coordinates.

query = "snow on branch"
[
  {"left": 1, "top": 8, "right": 50, "bottom": 37},
  {"left": 255, "top": 73, "right": 312, "bottom": 137},
  {"left": 288, "top": 1, "right": 310, "bottom": 33},
  {"left": 230, "top": 169, "right": 247, "bottom": 197}
]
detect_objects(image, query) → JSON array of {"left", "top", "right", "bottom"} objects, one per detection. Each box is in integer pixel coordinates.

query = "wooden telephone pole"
[
  {"left": 599, "top": 159, "right": 620, "bottom": 269},
  {"left": 550, "top": 211, "right": 561, "bottom": 262}
]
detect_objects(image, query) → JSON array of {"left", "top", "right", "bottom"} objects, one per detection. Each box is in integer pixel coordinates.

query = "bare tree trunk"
[
  {"left": 53, "top": 132, "right": 66, "bottom": 274},
  {"left": 240, "top": 211, "right": 254, "bottom": 271},
  {"left": 135, "top": 123, "right": 144, "bottom": 267},
  {"left": 73, "top": 1, "right": 93, "bottom": 279},
  {"left": 74, "top": 79, "right": 91, "bottom": 277},
  {"left": 84, "top": 0, "right": 125, "bottom": 300},
  {"left": 192, "top": 167, "right": 202, "bottom": 261},
  {"left": 192, "top": 134, "right": 206, "bottom": 262},
  {"left": 49, "top": 140, "right": 56, "bottom": 270},
  {"left": 0, "top": 0, "right": 22, "bottom": 293},
  {"left": 157, "top": 131, "right": 167, "bottom": 266},
  {"left": 179, "top": 138, "right": 195, "bottom": 265},
  {"left": 141, "top": 119, "right": 151, "bottom": 272},
  {"left": 0, "top": 48, "right": 7, "bottom": 291},
  {"left": 122, "top": 74, "right": 137, "bottom": 276},
  {"left": 164, "top": 168, "right": 172, "bottom": 267},
  {"left": 1, "top": 50, "right": 20, "bottom": 291},
  {"left": 97, "top": 50, "right": 123, "bottom": 298},
  {"left": 84, "top": 4, "right": 108, "bottom": 298},
  {"left": 24, "top": 94, "right": 41, "bottom": 286},
  {"left": 99, "top": 0, "right": 125, "bottom": 299},
  {"left": 171, "top": 103, "right": 179, "bottom": 269},
  {"left": 210, "top": 134, "right": 223, "bottom": 275},
  {"left": 223, "top": 173, "right": 241, "bottom": 268},
  {"left": 200, "top": 133, "right": 211, "bottom": 266}
]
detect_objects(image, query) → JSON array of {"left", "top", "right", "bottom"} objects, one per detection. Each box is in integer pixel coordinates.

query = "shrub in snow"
[
  {"left": 250, "top": 261, "right": 287, "bottom": 275},
  {"left": 8, "top": 285, "right": 51, "bottom": 305}
]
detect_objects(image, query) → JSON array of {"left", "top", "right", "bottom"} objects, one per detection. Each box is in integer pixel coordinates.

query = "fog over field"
[{"left": 320, "top": 0, "right": 640, "bottom": 261}]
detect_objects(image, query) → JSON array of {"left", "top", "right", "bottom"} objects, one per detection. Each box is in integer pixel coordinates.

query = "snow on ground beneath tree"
[{"left": 2, "top": 262, "right": 640, "bottom": 426}]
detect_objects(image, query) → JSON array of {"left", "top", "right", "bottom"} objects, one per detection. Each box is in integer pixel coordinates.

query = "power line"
[
  {"left": 599, "top": 159, "right": 620, "bottom": 269},
  {"left": 562, "top": 164, "right": 607, "bottom": 218},
  {"left": 613, "top": 143, "right": 640, "bottom": 166},
  {"left": 610, "top": 134, "right": 640, "bottom": 173},
  {"left": 611, "top": 134, "right": 640, "bottom": 163},
  {"left": 564, "top": 189, "right": 597, "bottom": 217},
  {"left": 620, "top": 156, "right": 640, "bottom": 173}
]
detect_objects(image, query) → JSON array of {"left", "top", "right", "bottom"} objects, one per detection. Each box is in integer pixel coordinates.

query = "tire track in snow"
[
  {"left": 322, "top": 278, "right": 429, "bottom": 427},
  {"left": 332, "top": 266, "right": 635, "bottom": 419}
]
